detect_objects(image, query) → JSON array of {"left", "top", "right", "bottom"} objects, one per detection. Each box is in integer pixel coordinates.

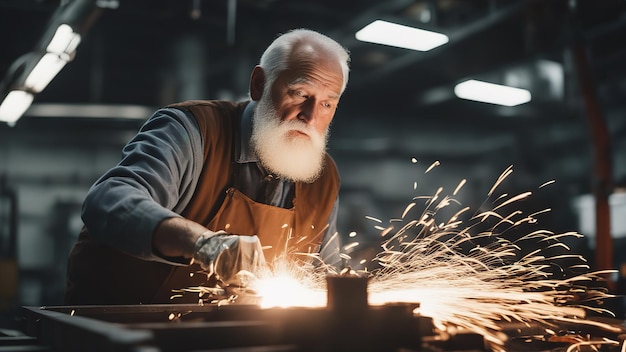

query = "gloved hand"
[{"left": 193, "top": 231, "right": 266, "bottom": 286}]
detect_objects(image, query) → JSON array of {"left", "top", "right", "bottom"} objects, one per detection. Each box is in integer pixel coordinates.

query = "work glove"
[{"left": 193, "top": 231, "right": 266, "bottom": 286}]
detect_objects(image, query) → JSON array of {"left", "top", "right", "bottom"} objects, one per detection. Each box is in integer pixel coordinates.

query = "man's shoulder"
[
  {"left": 166, "top": 100, "right": 249, "bottom": 130},
  {"left": 166, "top": 100, "right": 248, "bottom": 112}
]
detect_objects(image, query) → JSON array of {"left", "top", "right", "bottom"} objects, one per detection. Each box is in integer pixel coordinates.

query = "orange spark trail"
[{"left": 193, "top": 162, "right": 619, "bottom": 351}]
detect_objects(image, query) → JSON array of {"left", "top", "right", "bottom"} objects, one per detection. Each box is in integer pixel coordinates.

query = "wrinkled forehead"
[
  {"left": 290, "top": 41, "right": 342, "bottom": 69},
  {"left": 284, "top": 42, "right": 344, "bottom": 90}
]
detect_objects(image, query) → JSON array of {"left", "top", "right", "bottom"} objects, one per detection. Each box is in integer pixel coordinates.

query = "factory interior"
[{"left": 1, "top": 0, "right": 626, "bottom": 350}]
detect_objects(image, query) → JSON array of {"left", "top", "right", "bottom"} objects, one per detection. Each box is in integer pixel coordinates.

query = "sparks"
[
  {"left": 356, "top": 163, "right": 615, "bottom": 348},
  {"left": 184, "top": 163, "right": 618, "bottom": 351},
  {"left": 364, "top": 164, "right": 617, "bottom": 348},
  {"left": 253, "top": 256, "right": 328, "bottom": 308}
]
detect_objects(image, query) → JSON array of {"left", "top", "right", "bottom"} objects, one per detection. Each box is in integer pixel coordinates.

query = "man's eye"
[{"left": 323, "top": 102, "right": 332, "bottom": 109}]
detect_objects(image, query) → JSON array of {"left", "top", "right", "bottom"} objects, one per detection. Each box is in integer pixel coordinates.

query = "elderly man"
[{"left": 66, "top": 29, "right": 350, "bottom": 305}]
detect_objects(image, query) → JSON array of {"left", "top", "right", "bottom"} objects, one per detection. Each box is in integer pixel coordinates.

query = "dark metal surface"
[
  {"left": 20, "top": 303, "right": 626, "bottom": 352},
  {"left": 14, "top": 276, "right": 626, "bottom": 351},
  {"left": 15, "top": 276, "right": 446, "bottom": 351},
  {"left": 21, "top": 303, "right": 437, "bottom": 352}
]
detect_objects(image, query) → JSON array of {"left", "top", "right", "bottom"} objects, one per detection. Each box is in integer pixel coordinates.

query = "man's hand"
[{"left": 193, "top": 232, "right": 266, "bottom": 285}]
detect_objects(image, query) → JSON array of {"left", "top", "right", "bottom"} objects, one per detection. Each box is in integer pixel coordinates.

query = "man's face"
[
  {"left": 251, "top": 53, "right": 344, "bottom": 183},
  {"left": 268, "top": 53, "right": 343, "bottom": 137}
]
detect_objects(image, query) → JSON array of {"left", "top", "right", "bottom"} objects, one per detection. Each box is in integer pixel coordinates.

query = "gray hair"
[{"left": 259, "top": 29, "right": 350, "bottom": 94}]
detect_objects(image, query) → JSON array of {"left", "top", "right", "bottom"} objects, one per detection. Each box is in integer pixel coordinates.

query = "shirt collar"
[{"left": 237, "top": 100, "right": 259, "bottom": 163}]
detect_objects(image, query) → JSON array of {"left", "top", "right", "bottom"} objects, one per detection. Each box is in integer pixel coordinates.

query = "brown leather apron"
[
  {"left": 151, "top": 186, "right": 296, "bottom": 302},
  {"left": 209, "top": 187, "right": 295, "bottom": 259}
]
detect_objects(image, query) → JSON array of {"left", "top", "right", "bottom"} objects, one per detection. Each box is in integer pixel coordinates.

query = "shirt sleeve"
[{"left": 81, "top": 107, "right": 203, "bottom": 263}]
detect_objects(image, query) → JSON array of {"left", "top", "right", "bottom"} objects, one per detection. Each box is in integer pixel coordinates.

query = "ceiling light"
[
  {"left": 22, "top": 24, "right": 80, "bottom": 93},
  {"left": 24, "top": 53, "right": 68, "bottom": 93},
  {"left": 454, "top": 79, "right": 531, "bottom": 107},
  {"left": 355, "top": 20, "right": 449, "bottom": 51},
  {"left": 46, "top": 24, "right": 81, "bottom": 55},
  {"left": 0, "top": 90, "right": 34, "bottom": 125}
]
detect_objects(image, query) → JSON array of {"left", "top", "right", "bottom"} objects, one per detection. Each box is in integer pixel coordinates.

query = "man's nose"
[{"left": 297, "top": 99, "right": 318, "bottom": 124}]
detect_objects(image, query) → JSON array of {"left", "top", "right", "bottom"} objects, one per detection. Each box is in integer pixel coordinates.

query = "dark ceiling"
[{"left": 1, "top": 0, "right": 626, "bottom": 194}]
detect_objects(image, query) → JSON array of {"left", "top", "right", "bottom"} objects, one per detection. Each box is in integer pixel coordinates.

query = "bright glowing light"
[
  {"left": 0, "top": 90, "right": 34, "bottom": 125},
  {"left": 355, "top": 20, "right": 449, "bottom": 51},
  {"left": 24, "top": 53, "right": 67, "bottom": 93},
  {"left": 253, "top": 256, "right": 329, "bottom": 308},
  {"left": 454, "top": 79, "right": 531, "bottom": 106},
  {"left": 255, "top": 274, "right": 326, "bottom": 308},
  {"left": 23, "top": 24, "right": 80, "bottom": 94},
  {"left": 46, "top": 24, "right": 81, "bottom": 55}
]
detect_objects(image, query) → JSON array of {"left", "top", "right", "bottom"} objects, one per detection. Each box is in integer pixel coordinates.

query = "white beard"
[{"left": 251, "top": 95, "right": 328, "bottom": 183}]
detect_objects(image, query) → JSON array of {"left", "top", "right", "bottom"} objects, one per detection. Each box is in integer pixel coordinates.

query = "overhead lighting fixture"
[
  {"left": 24, "top": 53, "right": 68, "bottom": 93},
  {"left": 355, "top": 20, "right": 449, "bottom": 51},
  {"left": 46, "top": 24, "right": 81, "bottom": 55},
  {"left": 23, "top": 24, "right": 80, "bottom": 93},
  {"left": 454, "top": 79, "right": 531, "bottom": 107},
  {"left": 0, "top": 0, "right": 99, "bottom": 127},
  {"left": 0, "top": 90, "right": 34, "bottom": 126}
]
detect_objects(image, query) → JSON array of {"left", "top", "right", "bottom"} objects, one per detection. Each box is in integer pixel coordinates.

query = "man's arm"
[
  {"left": 152, "top": 216, "right": 207, "bottom": 260},
  {"left": 81, "top": 108, "right": 204, "bottom": 263}
]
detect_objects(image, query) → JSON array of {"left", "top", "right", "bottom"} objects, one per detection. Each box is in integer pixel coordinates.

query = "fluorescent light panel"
[
  {"left": 25, "top": 24, "right": 80, "bottom": 93},
  {"left": 24, "top": 53, "right": 68, "bottom": 93},
  {"left": 0, "top": 24, "right": 82, "bottom": 125},
  {"left": 454, "top": 79, "right": 531, "bottom": 106},
  {"left": 356, "top": 20, "right": 449, "bottom": 51},
  {"left": 47, "top": 24, "right": 81, "bottom": 55},
  {"left": 0, "top": 90, "right": 34, "bottom": 125}
]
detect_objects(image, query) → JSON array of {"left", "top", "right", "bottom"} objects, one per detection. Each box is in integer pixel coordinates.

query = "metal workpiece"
[
  {"left": 17, "top": 275, "right": 626, "bottom": 351},
  {"left": 21, "top": 302, "right": 436, "bottom": 352},
  {"left": 17, "top": 275, "right": 440, "bottom": 352},
  {"left": 326, "top": 274, "right": 369, "bottom": 313}
]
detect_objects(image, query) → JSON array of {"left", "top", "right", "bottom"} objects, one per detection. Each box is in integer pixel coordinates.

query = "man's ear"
[{"left": 249, "top": 66, "right": 265, "bottom": 101}]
